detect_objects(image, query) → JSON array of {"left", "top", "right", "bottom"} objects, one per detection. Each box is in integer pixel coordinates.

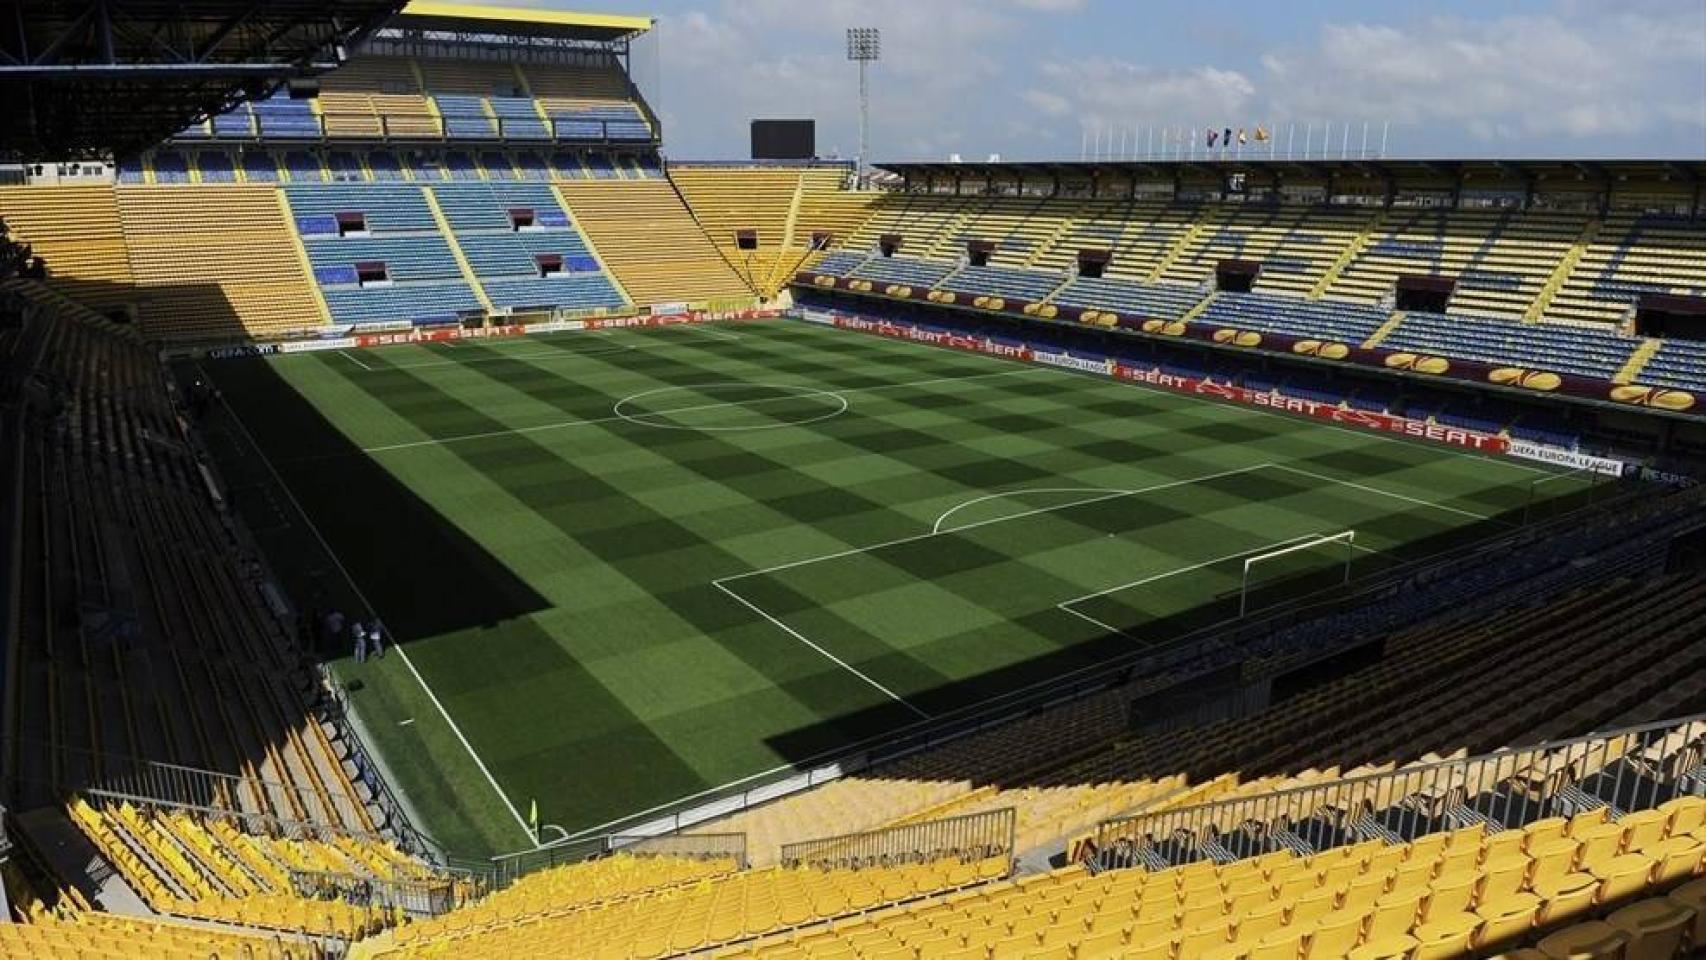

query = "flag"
[
  {"left": 1238, "top": 128, "right": 1248, "bottom": 145},
  {"left": 1255, "top": 125, "right": 1271, "bottom": 142},
  {"left": 1223, "top": 128, "right": 1232, "bottom": 147},
  {"left": 529, "top": 798, "right": 539, "bottom": 838},
  {"left": 1207, "top": 129, "right": 1218, "bottom": 147}
]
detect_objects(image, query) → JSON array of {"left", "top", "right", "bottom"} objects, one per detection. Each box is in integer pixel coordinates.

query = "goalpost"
[
  {"left": 1521, "top": 466, "right": 1608, "bottom": 525},
  {"left": 1238, "top": 531, "right": 1357, "bottom": 618}
]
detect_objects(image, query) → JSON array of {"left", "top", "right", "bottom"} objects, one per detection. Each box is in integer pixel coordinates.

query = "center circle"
[{"left": 611, "top": 383, "right": 849, "bottom": 432}]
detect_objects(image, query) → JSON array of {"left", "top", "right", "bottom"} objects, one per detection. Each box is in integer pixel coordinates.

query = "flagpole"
[
  {"left": 1380, "top": 120, "right": 1390, "bottom": 159},
  {"left": 1361, "top": 121, "right": 1369, "bottom": 160}
]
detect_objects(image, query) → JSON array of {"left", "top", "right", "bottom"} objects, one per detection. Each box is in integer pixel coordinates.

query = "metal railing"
[
  {"left": 1089, "top": 713, "right": 1706, "bottom": 871},
  {"left": 5, "top": 736, "right": 384, "bottom": 847},
  {"left": 780, "top": 807, "right": 1016, "bottom": 874},
  {"left": 178, "top": 114, "right": 658, "bottom": 145},
  {"left": 287, "top": 867, "right": 477, "bottom": 919},
  {"left": 478, "top": 831, "right": 747, "bottom": 891},
  {"left": 613, "top": 832, "right": 748, "bottom": 868},
  {"left": 317, "top": 665, "right": 444, "bottom": 863}
]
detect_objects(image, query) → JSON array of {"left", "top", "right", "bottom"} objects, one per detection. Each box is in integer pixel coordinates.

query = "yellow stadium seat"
[
  {"left": 1411, "top": 910, "right": 1482, "bottom": 959},
  {"left": 1302, "top": 908, "right": 1365, "bottom": 959},
  {"left": 1665, "top": 878, "right": 1706, "bottom": 941},
  {"left": 1474, "top": 892, "right": 1540, "bottom": 951},
  {"left": 1647, "top": 835, "right": 1704, "bottom": 887},
  {"left": 1604, "top": 897, "right": 1693, "bottom": 960},
  {"left": 1659, "top": 796, "right": 1705, "bottom": 837},
  {"left": 1591, "top": 852, "right": 1659, "bottom": 906},
  {"left": 1535, "top": 919, "right": 1630, "bottom": 959},
  {"left": 1536, "top": 879, "right": 1602, "bottom": 930}
]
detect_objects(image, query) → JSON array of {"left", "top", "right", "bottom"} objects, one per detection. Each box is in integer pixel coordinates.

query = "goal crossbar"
[{"left": 1239, "top": 531, "right": 1356, "bottom": 617}]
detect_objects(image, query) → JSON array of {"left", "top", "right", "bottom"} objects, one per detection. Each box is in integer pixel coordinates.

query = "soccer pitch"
[{"left": 198, "top": 318, "right": 1593, "bottom": 856}]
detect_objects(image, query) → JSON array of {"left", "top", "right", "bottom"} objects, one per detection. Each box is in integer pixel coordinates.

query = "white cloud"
[
  {"left": 1261, "top": 9, "right": 1706, "bottom": 145},
  {"left": 650, "top": 0, "right": 1029, "bottom": 159},
  {"left": 1012, "top": 3, "right": 1703, "bottom": 158},
  {"left": 632, "top": 0, "right": 1704, "bottom": 160},
  {"left": 1008, "top": 0, "right": 1088, "bottom": 11},
  {"left": 1025, "top": 60, "right": 1257, "bottom": 130}
]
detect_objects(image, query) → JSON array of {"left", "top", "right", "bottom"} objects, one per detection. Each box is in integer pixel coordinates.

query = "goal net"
[
  {"left": 1520, "top": 466, "right": 1616, "bottom": 525},
  {"left": 1239, "top": 531, "right": 1357, "bottom": 618}
]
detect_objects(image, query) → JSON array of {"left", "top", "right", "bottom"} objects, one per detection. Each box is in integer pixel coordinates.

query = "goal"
[{"left": 1239, "top": 531, "right": 1357, "bottom": 617}]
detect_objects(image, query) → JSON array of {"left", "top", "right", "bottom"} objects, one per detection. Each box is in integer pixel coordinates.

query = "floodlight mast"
[{"left": 846, "top": 27, "right": 880, "bottom": 187}]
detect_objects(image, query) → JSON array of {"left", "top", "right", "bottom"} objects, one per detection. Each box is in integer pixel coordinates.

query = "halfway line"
[{"left": 360, "top": 367, "right": 1044, "bottom": 454}]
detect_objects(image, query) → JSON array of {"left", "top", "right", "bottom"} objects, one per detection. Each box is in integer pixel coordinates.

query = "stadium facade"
[{"left": 0, "top": 2, "right": 1704, "bottom": 957}]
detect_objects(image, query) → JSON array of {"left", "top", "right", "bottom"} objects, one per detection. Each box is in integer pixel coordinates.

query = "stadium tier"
[
  {"left": 6, "top": 2, "right": 1706, "bottom": 957},
  {"left": 173, "top": 50, "right": 654, "bottom": 146},
  {"left": 554, "top": 178, "right": 757, "bottom": 304}
]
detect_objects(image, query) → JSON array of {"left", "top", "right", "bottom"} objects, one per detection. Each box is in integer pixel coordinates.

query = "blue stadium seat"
[
  {"left": 1052, "top": 277, "right": 1204, "bottom": 318},
  {"left": 848, "top": 255, "right": 956, "bottom": 288},
  {"left": 940, "top": 265, "right": 1062, "bottom": 302},
  {"left": 284, "top": 183, "right": 438, "bottom": 232},
  {"left": 1194, "top": 291, "right": 1391, "bottom": 343},
  {"left": 1635, "top": 339, "right": 1706, "bottom": 392},
  {"left": 1381, "top": 312, "right": 1635, "bottom": 380}
]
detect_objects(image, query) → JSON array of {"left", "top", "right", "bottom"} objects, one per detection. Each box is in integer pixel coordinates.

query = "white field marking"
[
  {"left": 611, "top": 383, "right": 849, "bottom": 432},
  {"left": 1266, "top": 463, "right": 1495, "bottom": 523},
  {"left": 713, "top": 465, "right": 1276, "bottom": 722},
  {"left": 1057, "top": 604, "right": 1140, "bottom": 641},
  {"left": 201, "top": 366, "right": 539, "bottom": 847},
  {"left": 1059, "top": 533, "right": 1375, "bottom": 608},
  {"left": 935, "top": 487, "right": 1158, "bottom": 535},
  {"left": 712, "top": 581, "right": 931, "bottom": 719},
  {"left": 340, "top": 350, "right": 374, "bottom": 371},
  {"left": 377, "top": 344, "right": 637, "bottom": 369},
  {"left": 675, "top": 323, "right": 742, "bottom": 341},
  {"left": 801, "top": 319, "right": 1553, "bottom": 477},
  {"left": 717, "top": 463, "right": 1276, "bottom": 585},
  {"left": 1056, "top": 535, "right": 1378, "bottom": 644},
  {"left": 398, "top": 718, "right": 416, "bottom": 727},
  {"left": 360, "top": 367, "right": 1042, "bottom": 454}
]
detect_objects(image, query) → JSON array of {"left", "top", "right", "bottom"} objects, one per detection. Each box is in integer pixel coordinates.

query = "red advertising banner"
[
  {"left": 581, "top": 308, "right": 778, "bottom": 331},
  {"left": 830, "top": 313, "right": 1510, "bottom": 455}
]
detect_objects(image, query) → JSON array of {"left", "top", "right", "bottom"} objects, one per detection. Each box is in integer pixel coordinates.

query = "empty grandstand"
[{"left": 2, "top": 1, "right": 1705, "bottom": 958}]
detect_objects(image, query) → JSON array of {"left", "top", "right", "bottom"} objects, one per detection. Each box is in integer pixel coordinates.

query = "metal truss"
[{"left": 0, "top": 1, "right": 406, "bottom": 159}]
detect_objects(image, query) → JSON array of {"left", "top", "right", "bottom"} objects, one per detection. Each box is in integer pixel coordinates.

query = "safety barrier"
[
  {"left": 288, "top": 867, "right": 477, "bottom": 919},
  {"left": 780, "top": 807, "right": 1016, "bottom": 873},
  {"left": 1089, "top": 713, "right": 1706, "bottom": 872}
]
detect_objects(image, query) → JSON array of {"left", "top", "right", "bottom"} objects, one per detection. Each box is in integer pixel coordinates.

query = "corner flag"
[{"left": 529, "top": 798, "right": 539, "bottom": 840}]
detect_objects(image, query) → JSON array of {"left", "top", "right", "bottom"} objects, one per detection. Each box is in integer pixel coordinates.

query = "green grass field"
[{"left": 195, "top": 318, "right": 1592, "bottom": 857}]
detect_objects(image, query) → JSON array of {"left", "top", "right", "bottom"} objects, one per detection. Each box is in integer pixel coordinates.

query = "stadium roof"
[
  {"left": 0, "top": 1, "right": 406, "bottom": 161},
  {"left": 877, "top": 158, "right": 1706, "bottom": 189},
  {"left": 394, "top": 2, "right": 654, "bottom": 42}
]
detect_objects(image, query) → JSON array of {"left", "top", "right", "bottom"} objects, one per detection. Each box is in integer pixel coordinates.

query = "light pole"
[{"left": 847, "top": 27, "right": 880, "bottom": 187}]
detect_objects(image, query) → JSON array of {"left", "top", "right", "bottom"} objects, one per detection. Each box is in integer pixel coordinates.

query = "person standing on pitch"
[
  {"left": 352, "top": 621, "right": 368, "bottom": 664},
  {"left": 368, "top": 619, "right": 387, "bottom": 660}
]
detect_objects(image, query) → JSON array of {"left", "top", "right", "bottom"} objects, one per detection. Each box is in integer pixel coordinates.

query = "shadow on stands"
[{"left": 2, "top": 277, "right": 529, "bottom": 856}]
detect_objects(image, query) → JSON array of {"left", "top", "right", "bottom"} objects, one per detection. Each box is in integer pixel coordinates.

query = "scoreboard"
[{"left": 751, "top": 119, "right": 815, "bottom": 161}]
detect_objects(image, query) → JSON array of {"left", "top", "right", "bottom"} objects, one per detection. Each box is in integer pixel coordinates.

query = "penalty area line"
[{"left": 712, "top": 581, "right": 931, "bottom": 720}]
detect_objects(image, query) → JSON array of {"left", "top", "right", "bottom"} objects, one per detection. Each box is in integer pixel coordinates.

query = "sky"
[{"left": 508, "top": 0, "right": 1705, "bottom": 162}]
